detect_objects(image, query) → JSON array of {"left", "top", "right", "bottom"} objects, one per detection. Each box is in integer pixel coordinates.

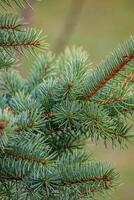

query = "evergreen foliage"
[{"left": 0, "top": 1, "right": 134, "bottom": 199}]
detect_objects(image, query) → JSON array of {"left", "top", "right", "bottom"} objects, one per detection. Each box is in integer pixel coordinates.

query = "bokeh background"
[{"left": 7, "top": 0, "right": 134, "bottom": 199}]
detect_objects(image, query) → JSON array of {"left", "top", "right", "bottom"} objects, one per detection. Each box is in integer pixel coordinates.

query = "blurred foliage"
[{"left": 32, "top": 0, "right": 134, "bottom": 60}]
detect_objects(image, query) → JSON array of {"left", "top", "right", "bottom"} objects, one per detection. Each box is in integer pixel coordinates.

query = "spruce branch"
[
  {"left": 3, "top": 153, "right": 117, "bottom": 199},
  {"left": 0, "top": 0, "right": 39, "bottom": 9},
  {"left": 10, "top": 91, "right": 42, "bottom": 114},
  {"left": 27, "top": 52, "right": 55, "bottom": 90},
  {"left": 0, "top": 70, "right": 25, "bottom": 95},
  {"left": 0, "top": 14, "right": 24, "bottom": 31},
  {"left": 93, "top": 78, "right": 134, "bottom": 117},
  {"left": 122, "top": 71, "right": 134, "bottom": 88},
  {"left": 0, "top": 50, "right": 15, "bottom": 69},
  {"left": 14, "top": 109, "right": 45, "bottom": 134},
  {"left": 80, "top": 36, "right": 134, "bottom": 100},
  {"left": 0, "top": 134, "right": 54, "bottom": 181},
  {"left": 55, "top": 154, "right": 118, "bottom": 199},
  {"left": 0, "top": 28, "right": 47, "bottom": 54},
  {"left": 48, "top": 132, "right": 82, "bottom": 155},
  {"left": 0, "top": 5, "right": 133, "bottom": 198},
  {"left": 2, "top": 149, "right": 49, "bottom": 164},
  {"left": 55, "top": 47, "right": 92, "bottom": 101}
]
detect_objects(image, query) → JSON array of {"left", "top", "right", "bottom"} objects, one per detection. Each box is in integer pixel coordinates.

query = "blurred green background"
[{"left": 8, "top": 0, "right": 134, "bottom": 199}]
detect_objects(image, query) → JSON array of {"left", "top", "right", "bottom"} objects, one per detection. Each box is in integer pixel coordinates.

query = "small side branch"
[
  {"left": 61, "top": 175, "right": 111, "bottom": 186},
  {"left": 82, "top": 55, "right": 134, "bottom": 100},
  {"left": 3, "top": 150, "right": 48, "bottom": 164},
  {"left": 0, "top": 40, "right": 39, "bottom": 47}
]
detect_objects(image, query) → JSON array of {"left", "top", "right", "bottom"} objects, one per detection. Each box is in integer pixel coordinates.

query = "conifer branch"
[
  {"left": 79, "top": 183, "right": 109, "bottom": 198},
  {"left": 0, "top": 50, "right": 15, "bottom": 69},
  {"left": 61, "top": 175, "right": 111, "bottom": 186},
  {"left": 122, "top": 72, "right": 134, "bottom": 88},
  {"left": 0, "top": 29, "right": 45, "bottom": 48},
  {"left": 83, "top": 55, "right": 134, "bottom": 100},
  {"left": 0, "top": 0, "right": 37, "bottom": 9},
  {"left": 101, "top": 96, "right": 124, "bottom": 105},
  {"left": 27, "top": 53, "right": 55, "bottom": 90},
  {"left": 0, "top": 15, "right": 24, "bottom": 31},
  {"left": 3, "top": 149, "right": 48, "bottom": 164},
  {"left": 0, "top": 0, "right": 133, "bottom": 197},
  {"left": 80, "top": 37, "right": 134, "bottom": 100},
  {"left": 0, "top": 28, "right": 47, "bottom": 56},
  {"left": 0, "top": 40, "right": 39, "bottom": 47},
  {"left": 1, "top": 175, "right": 22, "bottom": 181}
]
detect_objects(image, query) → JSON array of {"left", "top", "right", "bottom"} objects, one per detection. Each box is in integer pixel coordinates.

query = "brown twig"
[
  {"left": 123, "top": 72, "right": 134, "bottom": 88},
  {"left": 0, "top": 40, "right": 39, "bottom": 47},
  {"left": 82, "top": 55, "right": 134, "bottom": 100},
  {"left": 61, "top": 175, "right": 112, "bottom": 186},
  {"left": 0, "top": 120, "right": 9, "bottom": 134},
  {"left": 3, "top": 149, "right": 48, "bottom": 164},
  {"left": 0, "top": 24, "right": 22, "bottom": 30},
  {"left": 101, "top": 96, "right": 124, "bottom": 105}
]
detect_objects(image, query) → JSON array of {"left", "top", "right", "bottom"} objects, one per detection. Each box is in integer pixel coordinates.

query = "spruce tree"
[{"left": 0, "top": 1, "right": 134, "bottom": 200}]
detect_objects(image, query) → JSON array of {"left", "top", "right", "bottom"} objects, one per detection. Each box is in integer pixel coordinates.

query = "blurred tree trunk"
[
  {"left": 21, "top": 0, "right": 36, "bottom": 23},
  {"left": 54, "top": 0, "right": 85, "bottom": 54}
]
